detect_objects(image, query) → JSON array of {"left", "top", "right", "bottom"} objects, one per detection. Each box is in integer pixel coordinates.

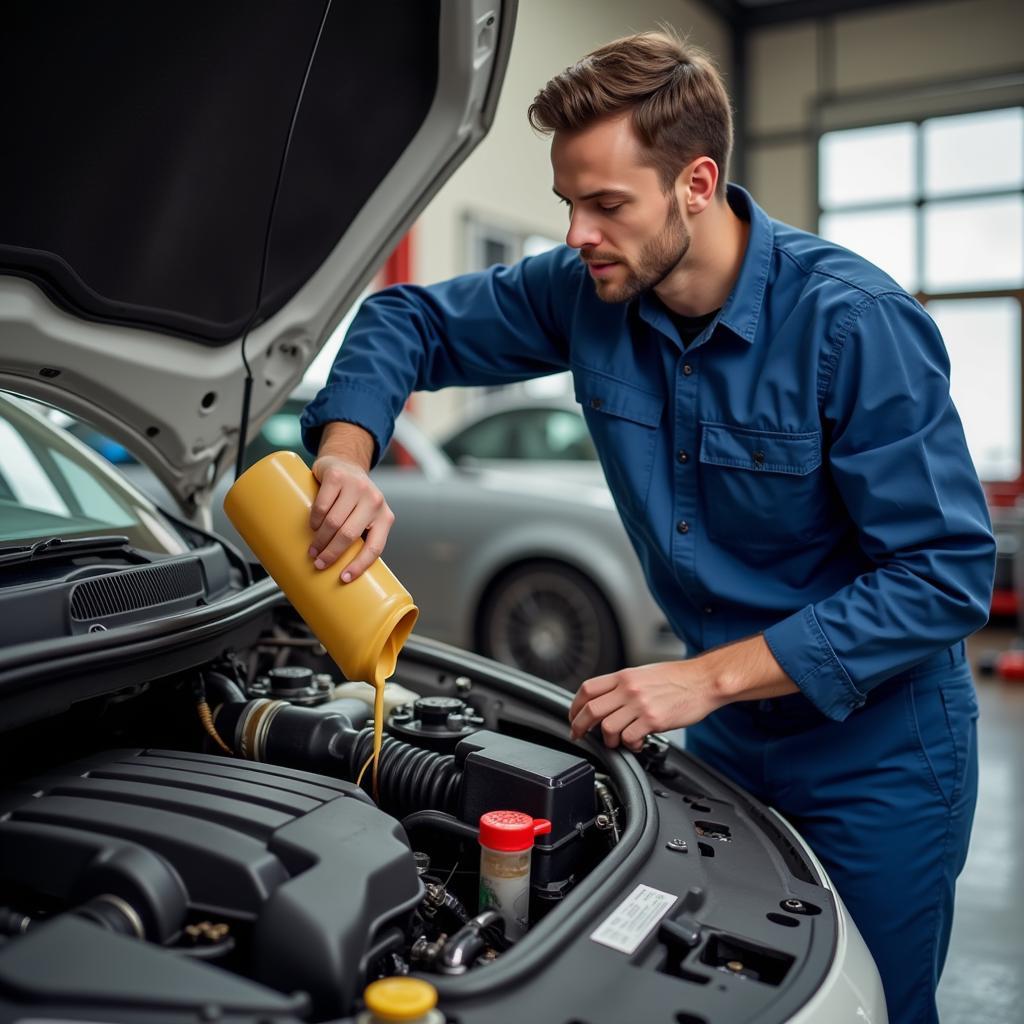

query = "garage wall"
[
  {"left": 417, "top": 0, "right": 730, "bottom": 283},
  {"left": 745, "top": 0, "right": 1024, "bottom": 230},
  {"left": 410, "top": 0, "right": 731, "bottom": 434}
]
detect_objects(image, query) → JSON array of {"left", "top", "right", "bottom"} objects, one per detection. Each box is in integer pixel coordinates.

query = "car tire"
[{"left": 476, "top": 561, "right": 624, "bottom": 689}]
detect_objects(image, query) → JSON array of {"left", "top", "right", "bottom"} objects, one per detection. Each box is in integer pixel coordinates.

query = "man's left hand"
[{"left": 568, "top": 634, "right": 797, "bottom": 752}]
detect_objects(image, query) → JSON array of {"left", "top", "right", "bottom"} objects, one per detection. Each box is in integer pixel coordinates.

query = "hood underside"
[{"left": 0, "top": 0, "right": 515, "bottom": 513}]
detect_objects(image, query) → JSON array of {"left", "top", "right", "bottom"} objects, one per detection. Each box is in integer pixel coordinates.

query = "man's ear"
[{"left": 679, "top": 156, "right": 719, "bottom": 214}]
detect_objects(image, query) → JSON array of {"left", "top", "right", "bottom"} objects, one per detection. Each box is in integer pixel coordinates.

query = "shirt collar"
[
  {"left": 717, "top": 184, "right": 773, "bottom": 345},
  {"left": 635, "top": 184, "right": 774, "bottom": 348}
]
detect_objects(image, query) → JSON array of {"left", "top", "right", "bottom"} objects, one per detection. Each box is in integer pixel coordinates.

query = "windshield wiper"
[{"left": 0, "top": 535, "right": 149, "bottom": 569}]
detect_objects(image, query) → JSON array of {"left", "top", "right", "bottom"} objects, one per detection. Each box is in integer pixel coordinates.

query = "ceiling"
[{"left": 702, "top": 0, "right": 947, "bottom": 28}]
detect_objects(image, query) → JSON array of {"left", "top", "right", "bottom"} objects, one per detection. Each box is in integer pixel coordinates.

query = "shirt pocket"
[
  {"left": 573, "top": 365, "right": 664, "bottom": 515},
  {"left": 698, "top": 422, "right": 826, "bottom": 549}
]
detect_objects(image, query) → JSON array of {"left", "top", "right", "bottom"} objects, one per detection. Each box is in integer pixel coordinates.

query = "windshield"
[{"left": 0, "top": 393, "right": 187, "bottom": 554}]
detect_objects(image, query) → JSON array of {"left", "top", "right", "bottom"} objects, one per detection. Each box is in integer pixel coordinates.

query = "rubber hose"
[
  {"left": 203, "top": 669, "right": 246, "bottom": 706},
  {"left": 438, "top": 911, "right": 504, "bottom": 975},
  {"left": 349, "top": 730, "right": 462, "bottom": 816},
  {"left": 402, "top": 809, "right": 479, "bottom": 844}
]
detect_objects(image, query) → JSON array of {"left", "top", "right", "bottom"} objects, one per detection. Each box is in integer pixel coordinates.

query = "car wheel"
[{"left": 477, "top": 561, "right": 624, "bottom": 689}]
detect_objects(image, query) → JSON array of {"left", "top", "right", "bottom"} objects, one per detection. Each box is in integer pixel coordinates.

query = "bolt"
[
  {"left": 595, "top": 814, "right": 612, "bottom": 830},
  {"left": 665, "top": 838, "right": 688, "bottom": 853},
  {"left": 455, "top": 675, "right": 472, "bottom": 693},
  {"left": 726, "top": 960, "right": 744, "bottom": 973},
  {"left": 783, "top": 898, "right": 805, "bottom": 912},
  {"left": 186, "top": 920, "right": 230, "bottom": 944}
]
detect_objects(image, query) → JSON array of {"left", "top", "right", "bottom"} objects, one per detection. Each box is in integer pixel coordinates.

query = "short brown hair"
[{"left": 528, "top": 30, "right": 733, "bottom": 197}]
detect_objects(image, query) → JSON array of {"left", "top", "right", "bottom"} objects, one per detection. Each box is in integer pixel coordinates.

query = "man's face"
[{"left": 551, "top": 114, "right": 690, "bottom": 303}]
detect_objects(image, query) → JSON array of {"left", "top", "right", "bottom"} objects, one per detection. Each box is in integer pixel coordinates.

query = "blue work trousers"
[{"left": 685, "top": 642, "right": 979, "bottom": 1024}]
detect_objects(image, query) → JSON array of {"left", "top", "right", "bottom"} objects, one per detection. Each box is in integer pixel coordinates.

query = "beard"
[{"left": 588, "top": 194, "right": 691, "bottom": 304}]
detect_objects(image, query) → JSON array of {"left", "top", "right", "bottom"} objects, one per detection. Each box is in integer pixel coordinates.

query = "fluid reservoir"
[
  {"left": 478, "top": 810, "right": 552, "bottom": 939},
  {"left": 358, "top": 977, "right": 443, "bottom": 1024}
]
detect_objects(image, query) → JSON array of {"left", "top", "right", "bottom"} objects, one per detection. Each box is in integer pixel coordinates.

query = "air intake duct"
[{"left": 214, "top": 700, "right": 463, "bottom": 817}]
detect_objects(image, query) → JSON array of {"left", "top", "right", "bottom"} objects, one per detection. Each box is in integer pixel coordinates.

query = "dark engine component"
[
  {"left": 0, "top": 818, "right": 188, "bottom": 943},
  {"left": 215, "top": 699, "right": 598, "bottom": 901},
  {"left": 388, "top": 695, "right": 485, "bottom": 751},
  {"left": 0, "top": 915, "right": 308, "bottom": 1021},
  {"left": 455, "top": 731, "right": 596, "bottom": 895},
  {"left": 0, "top": 749, "right": 422, "bottom": 1019},
  {"left": 249, "top": 665, "right": 334, "bottom": 706}
]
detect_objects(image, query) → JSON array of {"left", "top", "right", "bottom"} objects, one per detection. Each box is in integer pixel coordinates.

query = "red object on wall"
[
  {"left": 997, "top": 649, "right": 1024, "bottom": 682},
  {"left": 381, "top": 230, "right": 414, "bottom": 288}
]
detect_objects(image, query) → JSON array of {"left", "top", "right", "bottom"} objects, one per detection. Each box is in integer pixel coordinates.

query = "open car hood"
[{"left": 0, "top": 1, "right": 516, "bottom": 517}]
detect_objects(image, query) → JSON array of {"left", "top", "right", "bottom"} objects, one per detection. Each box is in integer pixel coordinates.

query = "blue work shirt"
[{"left": 302, "top": 185, "right": 995, "bottom": 722}]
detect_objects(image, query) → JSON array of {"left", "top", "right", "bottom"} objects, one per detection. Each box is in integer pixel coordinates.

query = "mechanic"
[{"left": 300, "top": 30, "right": 994, "bottom": 1023}]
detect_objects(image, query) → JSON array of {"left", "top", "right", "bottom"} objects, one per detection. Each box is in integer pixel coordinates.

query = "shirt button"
[
  {"left": 753, "top": 450, "right": 766, "bottom": 466},
  {"left": 590, "top": 397, "right": 603, "bottom": 410},
  {"left": 676, "top": 520, "right": 689, "bottom": 534},
  {"left": 677, "top": 449, "right": 689, "bottom": 464},
  {"left": 682, "top": 363, "right": 694, "bottom": 376}
]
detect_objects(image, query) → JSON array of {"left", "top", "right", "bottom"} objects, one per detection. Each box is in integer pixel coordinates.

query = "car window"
[
  {"left": 0, "top": 397, "right": 187, "bottom": 553},
  {"left": 444, "top": 408, "right": 597, "bottom": 461}
]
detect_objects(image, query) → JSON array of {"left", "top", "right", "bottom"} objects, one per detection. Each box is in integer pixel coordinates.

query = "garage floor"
[{"left": 937, "top": 628, "right": 1024, "bottom": 1024}]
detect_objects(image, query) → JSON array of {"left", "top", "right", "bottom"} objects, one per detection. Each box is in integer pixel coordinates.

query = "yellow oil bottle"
[{"left": 223, "top": 450, "right": 418, "bottom": 798}]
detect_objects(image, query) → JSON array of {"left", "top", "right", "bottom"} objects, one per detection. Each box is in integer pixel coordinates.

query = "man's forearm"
[
  {"left": 568, "top": 633, "right": 800, "bottom": 747},
  {"left": 703, "top": 634, "right": 798, "bottom": 706},
  {"left": 316, "top": 421, "right": 376, "bottom": 472}
]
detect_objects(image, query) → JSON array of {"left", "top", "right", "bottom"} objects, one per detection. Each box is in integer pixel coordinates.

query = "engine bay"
[
  {"left": 0, "top": 593, "right": 845, "bottom": 1024},
  {"left": 0, "top": 607, "right": 620, "bottom": 1021}
]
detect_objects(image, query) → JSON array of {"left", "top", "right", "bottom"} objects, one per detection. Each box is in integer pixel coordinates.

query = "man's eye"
[{"left": 599, "top": 204, "right": 623, "bottom": 213}]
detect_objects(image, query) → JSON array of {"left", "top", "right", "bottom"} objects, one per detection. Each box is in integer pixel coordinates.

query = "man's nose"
[{"left": 566, "top": 211, "right": 601, "bottom": 250}]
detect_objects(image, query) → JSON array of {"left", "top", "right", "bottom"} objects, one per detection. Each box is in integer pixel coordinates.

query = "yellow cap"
[{"left": 363, "top": 977, "right": 438, "bottom": 1021}]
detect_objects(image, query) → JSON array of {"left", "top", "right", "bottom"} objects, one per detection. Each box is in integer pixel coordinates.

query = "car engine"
[{"left": 0, "top": 619, "right": 612, "bottom": 1022}]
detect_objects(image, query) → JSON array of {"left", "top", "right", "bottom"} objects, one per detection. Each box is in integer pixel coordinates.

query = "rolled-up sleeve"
[
  {"left": 764, "top": 291, "right": 996, "bottom": 720},
  {"left": 300, "top": 247, "right": 579, "bottom": 461}
]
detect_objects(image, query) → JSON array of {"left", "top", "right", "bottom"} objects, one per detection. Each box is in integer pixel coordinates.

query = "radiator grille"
[{"left": 70, "top": 560, "right": 204, "bottom": 621}]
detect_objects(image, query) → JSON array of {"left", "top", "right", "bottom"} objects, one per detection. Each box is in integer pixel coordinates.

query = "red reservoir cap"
[{"left": 479, "top": 810, "right": 553, "bottom": 852}]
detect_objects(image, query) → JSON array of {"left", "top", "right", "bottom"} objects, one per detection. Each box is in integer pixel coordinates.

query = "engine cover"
[{"left": 0, "top": 749, "right": 423, "bottom": 1017}]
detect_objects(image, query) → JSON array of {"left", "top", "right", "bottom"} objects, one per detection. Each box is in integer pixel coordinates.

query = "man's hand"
[
  {"left": 568, "top": 634, "right": 797, "bottom": 751},
  {"left": 308, "top": 422, "right": 394, "bottom": 582},
  {"left": 569, "top": 661, "right": 724, "bottom": 752}
]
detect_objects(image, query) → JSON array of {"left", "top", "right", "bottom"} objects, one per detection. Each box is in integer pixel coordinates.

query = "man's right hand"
[{"left": 308, "top": 422, "right": 394, "bottom": 582}]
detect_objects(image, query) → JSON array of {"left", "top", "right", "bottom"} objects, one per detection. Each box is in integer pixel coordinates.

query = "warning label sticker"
[{"left": 589, "top": 883, "right": 678, "bottom": 955}]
